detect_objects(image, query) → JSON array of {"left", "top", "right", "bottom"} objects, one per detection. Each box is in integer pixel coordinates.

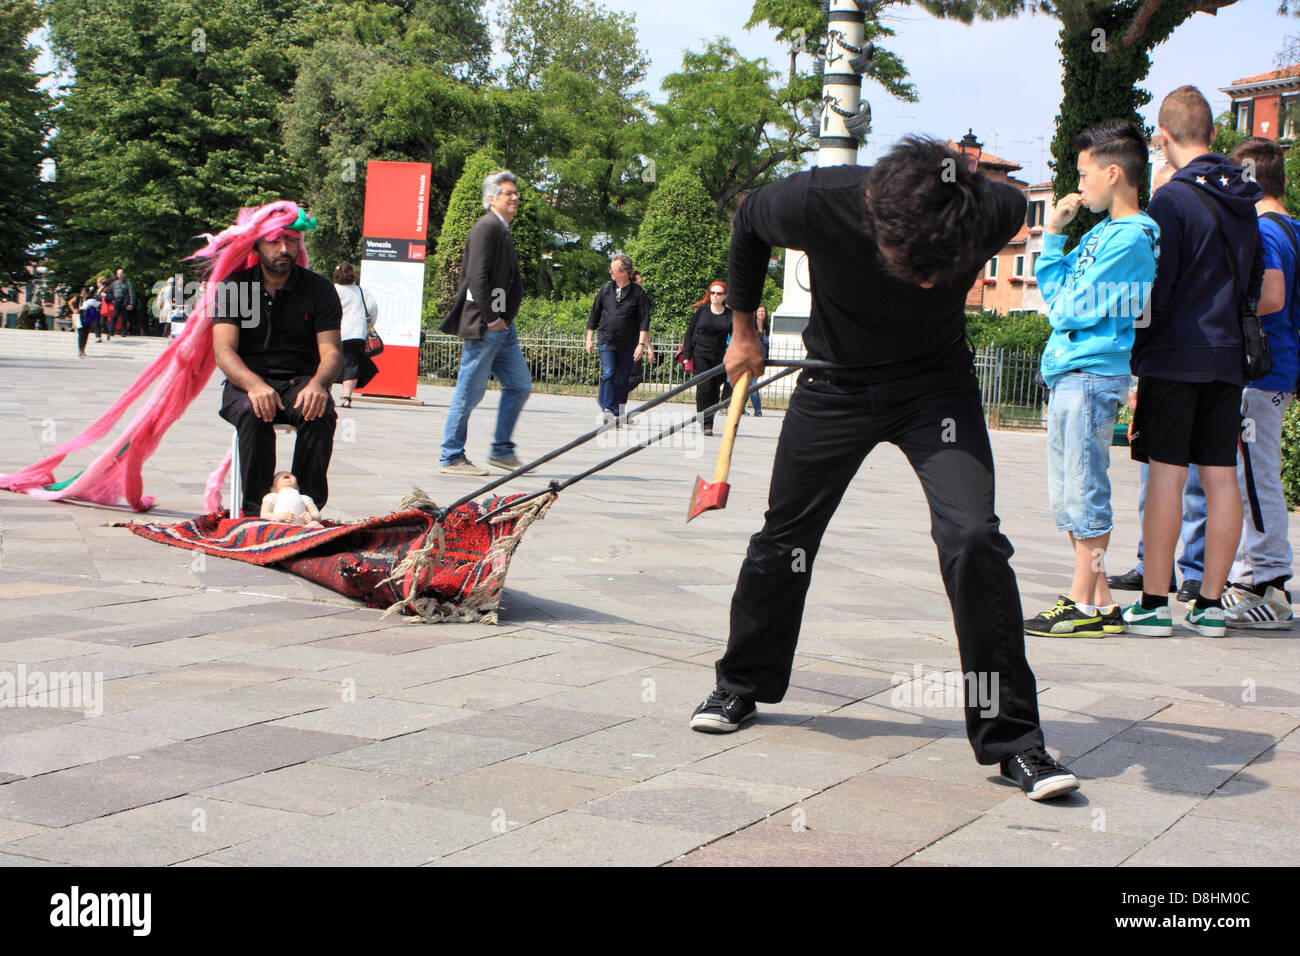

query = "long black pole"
[
  {"left": 474, "top": 365, "right": 803, "bottom": 522},
  {"left": 436, "top": 358, "right": 833, "bottom": 519}
]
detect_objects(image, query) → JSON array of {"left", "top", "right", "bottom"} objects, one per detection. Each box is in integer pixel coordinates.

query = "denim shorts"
[{"left": 1046, "top": 370, "right": 1129, "bottom": 537}]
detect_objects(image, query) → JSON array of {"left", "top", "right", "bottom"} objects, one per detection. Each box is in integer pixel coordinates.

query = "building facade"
[{"left": 1220, "top": 65, "right": 1300, "bottom": 141}]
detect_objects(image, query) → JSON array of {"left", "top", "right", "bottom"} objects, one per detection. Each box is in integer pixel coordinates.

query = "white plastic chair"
[{"left": 228, "top": 424, "right": 298, "bottom": 518}]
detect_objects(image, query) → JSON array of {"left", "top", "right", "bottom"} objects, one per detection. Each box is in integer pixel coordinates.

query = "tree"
[
  {"left": 1211, "top": 110, "right": 1247, "bottom": 157},
  {"left": 494, "top": 0, "right": 653, "bottom": 294},
  {"left": 282, "top": 0, "right": 495, "bottom": 268},
  {"left": 0, "top": 0, "right": 51, "bottom": 285},
  {"left": 429, "top": 148, "right": 546, "bottom": 324},
  {"left": 627, "top": 168, "right": 729, "bottom": 337},
  {"left": 495, "top": 0, "right": 648, "bottom": 95},
  {"left": 655, "top": 39, "right": 829, "bottom": 221},
  {"left": 45, "top": 0, "right": 306, "bottom": 292},
  {"left": 743, "top": 0, "right": 919, "bottom": 183},
  {"left": 917, "top": 0, "right": 1276, "bottom": 241}
]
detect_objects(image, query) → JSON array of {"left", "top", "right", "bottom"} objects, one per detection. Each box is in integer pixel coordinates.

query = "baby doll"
[{"left": 260, "top": 472, "right": 324, "bottom": 528}]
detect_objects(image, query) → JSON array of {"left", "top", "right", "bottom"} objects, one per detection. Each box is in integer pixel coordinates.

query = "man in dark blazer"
[{"left": 439, "top": 170, "right": 532, "bottom": 475}]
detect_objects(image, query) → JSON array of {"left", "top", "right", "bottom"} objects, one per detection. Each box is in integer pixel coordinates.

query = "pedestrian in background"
[
  {"left": 585, "top": 254, "right": 651, "bottom": 422},
  {"left": 438, "top": 170, "right": 531, "bottom": 476},
  {"left": 332, "top": 262, "right": 379, "bottom": 408},
  {"left": 680, "top": 280, "right": 732, "bottom": 436},
  {"left": 75, "top": 285, "right": 99, "bottom": 357}
]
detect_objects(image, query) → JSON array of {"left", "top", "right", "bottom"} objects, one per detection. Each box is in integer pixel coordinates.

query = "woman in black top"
[{"left": 681, "top": 280, "right": 732, "bottom": 435}]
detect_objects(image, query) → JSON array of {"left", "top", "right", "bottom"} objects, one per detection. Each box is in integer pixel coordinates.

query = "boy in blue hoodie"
[
  {"left": 1024, "top": 120, "right": 1160, "bottom": 638},
  {"left": 1123, "top": 86, "right": 1265, "bottom": 638}
]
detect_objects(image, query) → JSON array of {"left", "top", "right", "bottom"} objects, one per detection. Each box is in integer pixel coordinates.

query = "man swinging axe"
[{"left": 689, "top": 135, "right": 1079, "bottom": 801}]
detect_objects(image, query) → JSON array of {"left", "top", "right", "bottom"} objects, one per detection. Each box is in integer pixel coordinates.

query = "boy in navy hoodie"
[
  {"left": 1024, "top": 120, "right": 1159, "bottom": 638},
  {"left": 1123, "top": 86, "right": 1265, "bottom": 638}
]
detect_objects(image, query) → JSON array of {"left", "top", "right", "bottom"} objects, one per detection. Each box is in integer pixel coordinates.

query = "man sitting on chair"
[{"left": 212, "top": 210, "right": 342, "bottom": 516}]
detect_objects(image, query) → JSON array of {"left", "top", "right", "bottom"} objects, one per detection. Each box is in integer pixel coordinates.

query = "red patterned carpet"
[{"left": 115, "top": 492, "right": 555, "bottom": 622}]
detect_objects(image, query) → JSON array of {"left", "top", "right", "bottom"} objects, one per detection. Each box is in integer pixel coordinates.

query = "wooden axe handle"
[{"left": 711, "top": 371, "right": 752, "bottom": 484}]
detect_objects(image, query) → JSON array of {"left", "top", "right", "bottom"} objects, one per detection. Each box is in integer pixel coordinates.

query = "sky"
[
  {"left": 578, "top": 0, "right": 1293, "bottom": 184},
  {"left": 33, "top": 0, "right": 1294, "bottom": 186}
]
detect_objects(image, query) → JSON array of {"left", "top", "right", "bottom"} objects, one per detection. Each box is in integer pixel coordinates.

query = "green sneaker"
[
  {"left": 1121, "top": 601, "right": 1173, "bottom": 637},
  {"left": 1182, "top": 603, "right": 1227, "bottom": 637},
  {"left": 1024, "top": 596, "right": 1105, "bottom": 637}
]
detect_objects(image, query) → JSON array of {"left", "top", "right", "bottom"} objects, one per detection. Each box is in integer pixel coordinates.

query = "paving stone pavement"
[{"left": 1, "top": 335, "right": 1298, "bottom": 866}]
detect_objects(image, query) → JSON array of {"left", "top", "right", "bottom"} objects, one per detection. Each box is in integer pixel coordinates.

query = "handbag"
[
  {"left": 1187, "top": 186, "right": 1272, "bottom": 380},
  {"left": 360, "top": 290, "right": 383, "bottom": 356}
]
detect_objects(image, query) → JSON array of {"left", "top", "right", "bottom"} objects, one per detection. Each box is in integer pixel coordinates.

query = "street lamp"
[{"left": 957, "top": 129, "right": 983, "bottom": 173}]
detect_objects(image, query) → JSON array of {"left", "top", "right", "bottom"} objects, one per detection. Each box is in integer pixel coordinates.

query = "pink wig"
[{"left": 0, "top": 200, "right": 310, "bottom": 512}]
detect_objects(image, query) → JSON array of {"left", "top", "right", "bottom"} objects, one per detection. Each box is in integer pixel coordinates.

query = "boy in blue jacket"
[
  {"left": 1025, "top": 120, "right": 1160, "bottom": 637},
  {"left": 1123, "top": 86, "right": 1264, "bottom": 638}
]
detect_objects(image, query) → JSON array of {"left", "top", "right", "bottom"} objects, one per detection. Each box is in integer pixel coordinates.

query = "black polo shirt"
[
  {"left": 586, "top": 280, "right": 650, "bottom": 348},
  {"left": 211, "top": 263, "right": 342, "bottom": 380}
]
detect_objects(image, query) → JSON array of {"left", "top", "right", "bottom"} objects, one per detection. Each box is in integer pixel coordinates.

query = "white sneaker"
[
  {"left": 1221, "top": 585, "right": 1252, "bottom": 609},
  {"left": 1224, "top": 586, "right": 1294, "bottom": 629}
]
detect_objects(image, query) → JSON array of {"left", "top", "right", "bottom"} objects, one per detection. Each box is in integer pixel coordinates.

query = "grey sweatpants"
[{"left": 1231, "top": 388, "right": 1294, "bottom": 586}]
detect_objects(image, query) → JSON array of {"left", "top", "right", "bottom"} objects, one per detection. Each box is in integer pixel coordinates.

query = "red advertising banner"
[{"left": 358, "top": 160, "right": 432, "bottom": 399}]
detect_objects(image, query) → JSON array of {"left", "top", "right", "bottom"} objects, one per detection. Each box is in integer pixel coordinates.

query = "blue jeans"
[
  {"left": 440, "top": 324, "right": 532, "bottom": 465},
  {"left": 1045, "top": 371, "right": 1129, "bottom": 537},
  {"left": 597, "top": 342, "right": 636, "bottom": 415},
  {"left": 1134, "top": 462, "right": 1205, "bottom": 582}
]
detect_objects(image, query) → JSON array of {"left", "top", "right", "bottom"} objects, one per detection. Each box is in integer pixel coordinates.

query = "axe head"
[{"left": 686, "top": 475, "right": 730, "bottom": 522}]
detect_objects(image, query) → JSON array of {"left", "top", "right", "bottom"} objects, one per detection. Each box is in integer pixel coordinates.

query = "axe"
[{"left": 687, "top": 370, "right": 752, "bottom": 522}]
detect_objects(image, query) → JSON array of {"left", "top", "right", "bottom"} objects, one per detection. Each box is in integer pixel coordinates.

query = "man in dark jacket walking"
[
  {"left": 585, "top": 254, "right": 652, "bottom": 421},
  {"left": 1123, "top": 86, "right": 1265, "bottom": 638},
  {"left": 438, "top": 170, "right": 531, "bottom": 476}
]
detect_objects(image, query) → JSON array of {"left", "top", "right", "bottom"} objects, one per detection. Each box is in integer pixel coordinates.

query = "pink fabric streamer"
[{"left": 0, "top": 201, "right": 310, "bottom": 512}]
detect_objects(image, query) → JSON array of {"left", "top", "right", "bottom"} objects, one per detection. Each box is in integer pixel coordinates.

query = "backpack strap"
[{"left": 1184, "top": 183, "right": 1249, "bottom": 305}]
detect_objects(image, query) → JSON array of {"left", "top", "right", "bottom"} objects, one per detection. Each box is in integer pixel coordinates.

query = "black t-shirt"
[
  {"left": 728, "top": 164, "right": 1025, "bottom": 382},
  {"left": 587, "top": 280, "right": 650, "bottom": 347},
  {"left": 211, "top": 264, "right": 342, "bottom": 380},
  {"left": 687, "top": 305, "right": 732, "bottom": 360}
]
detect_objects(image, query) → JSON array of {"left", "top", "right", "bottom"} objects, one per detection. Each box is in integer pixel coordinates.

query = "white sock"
[
  {"left": 1075, "top": 603, "right": 1096, "bottom": 615},
  {"left": 1095, "top": 603, "right": 1116, "bottom": 614}
]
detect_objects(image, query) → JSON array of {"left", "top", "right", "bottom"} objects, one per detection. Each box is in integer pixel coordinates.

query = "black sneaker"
[
  {"left": 1023, "top": 596, "right": 1104, "bottom": 637},
  {"left": 1000, "top": 747, "right": 1080, "bottom": 801},
  {"left": 1176, "top": 578, "right": 1202, "bottom": 603},
  {"left": 1097, "top": 603, "right": 1126, "bottom": 634},
  {"left": 690, "top": 688, "right": 757, "bottom": 733}
]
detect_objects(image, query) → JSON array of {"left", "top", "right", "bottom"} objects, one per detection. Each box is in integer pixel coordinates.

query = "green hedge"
[
  {"left": 965, "top": 310, "right": 1052, "bottom": 353},
  {"left": 513, "top": 296, "right": 593, "bottom": 337},
  {"left": 1282, "top": 399, "right": 1300, "bottom": 509}
]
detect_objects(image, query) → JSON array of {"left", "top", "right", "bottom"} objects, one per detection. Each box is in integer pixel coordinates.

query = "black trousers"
[
  {"left": 715, "top": 363, "right": 1046, "bottom": 765},
  {"left": 219, "top": 378, "right": 336, "bottom": 515},
  {"left": 694, "top": 353, "right": 724, "bottom": 430}
]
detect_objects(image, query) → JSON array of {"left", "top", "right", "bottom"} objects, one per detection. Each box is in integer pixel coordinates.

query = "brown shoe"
[{"left": 439, "top": 457, "right": 489, "bottom": 476}]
